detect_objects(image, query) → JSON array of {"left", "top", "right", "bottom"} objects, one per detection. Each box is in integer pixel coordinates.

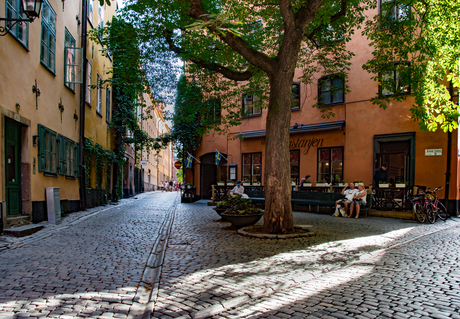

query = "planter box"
[
  {"left": 338, "top": 183, "right": 346, "bottom": 187},
  {"left": 253, "top": 184, "right": 261, "bottom": 187},
  {"left": 379, "top": 184, "right": 390, "bottom": 188},
  {"left": 217, "top": 182, "right": 225, "bottom": 186},
  {"left": 316, "top": 183, "right": 327, "bottom": 187},
  {"left": 395, "top": 184, "right": 406, "bottom": 188},
  {"left": 221, "top": 213, "right": 263, "bottom": 228},
  {"left": 242, "top": 183, "right": 251, "bottom": 186},
  {"left": 227, "top": 182, "right": 234, "bottom": 186},
  {"left": 302, "top": 183, "right": 312, "bottom": 187}
]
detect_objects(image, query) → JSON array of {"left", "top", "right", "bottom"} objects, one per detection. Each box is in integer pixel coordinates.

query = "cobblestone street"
[{"left": 1, "top": 194, "right": 459, "bottom": 319}]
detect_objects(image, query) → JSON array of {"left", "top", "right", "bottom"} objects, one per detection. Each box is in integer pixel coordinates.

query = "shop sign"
[
  {"left": 425, "top": 149, "right": 442, "bottom": 156},
  {"left": 261, "top": 137, "right": 324, "bottom": 155}
]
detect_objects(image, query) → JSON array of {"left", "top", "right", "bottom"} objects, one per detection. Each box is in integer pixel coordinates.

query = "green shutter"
[
  {"left": 58, "top": 135, "right": 66, "bottom": 175},
  {"left": 38, "top": 124, "right": 46, "bottom": 172},
  {"left": 76, "top": 142, "right": 80, "bottom": 178}
]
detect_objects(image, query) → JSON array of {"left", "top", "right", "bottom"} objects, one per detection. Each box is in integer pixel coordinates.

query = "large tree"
[{"left": 122, "top": 0, "right": 459, "bottom": 233}]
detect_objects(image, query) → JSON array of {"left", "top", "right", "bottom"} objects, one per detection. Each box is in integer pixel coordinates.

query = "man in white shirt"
[
  {"left": 334, "top": 182, "right": 358, "bottom": 217},
  {"left": 230, "top": 180, "right": 245, "bottom": 196}
]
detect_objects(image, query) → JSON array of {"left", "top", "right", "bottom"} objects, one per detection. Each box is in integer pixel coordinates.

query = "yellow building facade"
[{"left": 0, "top": 0, "right": 117, "bottom": 230}]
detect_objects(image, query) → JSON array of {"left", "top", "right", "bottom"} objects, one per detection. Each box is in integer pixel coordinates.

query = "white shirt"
[
  {"left": 343, "top": 188, "right": 358, "bottom": 202},
  {"left": 231, "top": 185, "right": 245, "bottom": 195}
]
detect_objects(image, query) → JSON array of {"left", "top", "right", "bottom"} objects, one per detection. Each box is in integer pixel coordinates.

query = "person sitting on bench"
[{"left": 334, "top": 182, "right": 357, "bottom": 217}]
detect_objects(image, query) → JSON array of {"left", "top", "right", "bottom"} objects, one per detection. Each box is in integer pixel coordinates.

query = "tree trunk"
[{"left": 263, "top": 74, "right": 295, "bottom": 234}]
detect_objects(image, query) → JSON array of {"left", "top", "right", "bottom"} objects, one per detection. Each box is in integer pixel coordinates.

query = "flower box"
[
  {"left": 253, "top": 183, "right": 261, "bottom": 186},
  {"left": 338, "top": 183, "right": 347, "bottom": 187},
  {"left": 302, "top": 183, "right": 312, "bottom": 187},
  {"left": 217, "top": 182, "right": 225, "bottom": 186},
  {"left": 242, "top": 183, "right": 251, "bottom": 186},
  {"left": 395, "top": 183, "right": 406, "bottom": 188},
  {"left": 316, "top": 183, "right": 328, "bottom": 187},
  {"left": 227, "top": 182, "right": 234, "bottom": 186},
  {"left": 379, "top": 183, "right": 390, "bottom": 188}
]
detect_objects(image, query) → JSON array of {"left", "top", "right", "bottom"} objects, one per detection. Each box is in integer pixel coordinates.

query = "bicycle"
[
  {"left": 410, "top": 191, "right": 428, "bottom": 223},
  {"left": 425, "top": 187, "right": 448, "bottom": 223}
]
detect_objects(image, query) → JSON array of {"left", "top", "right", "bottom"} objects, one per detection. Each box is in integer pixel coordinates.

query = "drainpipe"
[
  {"left": 445, "top": 82, "right": 455, "bottom": 214},
  {"left": 78, "top": 0, "right": 88, "bottom": 210}
]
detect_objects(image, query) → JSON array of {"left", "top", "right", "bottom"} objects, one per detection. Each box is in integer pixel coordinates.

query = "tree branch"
[
  {"left": 305, "top": 0, "right": 347, "bottom": 41},
  {"left": 186, "top": 0, "right": 276, "bottom": 75},
  {"left": 164, "top": 31, "right": 254, "bottom": 81}
]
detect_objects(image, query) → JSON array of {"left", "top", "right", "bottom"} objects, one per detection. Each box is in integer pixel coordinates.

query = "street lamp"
[{"left": 0, "top": 0, "right": 43, "bottom": 36}]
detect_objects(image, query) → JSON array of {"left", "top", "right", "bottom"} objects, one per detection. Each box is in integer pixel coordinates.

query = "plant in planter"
[
  {"left": 316, "top": 180, "right": 327, "bottom": 187},
  {"left": 378, "top": 181, "right": 390, "bottom": 188},
  {"left": 253, "top": 181, "right": 261, "bottom": 186},
  {"left": 395, "top": 181, "right": 408, "bottom": 188},
  {"left": 217, "top": 181, "right": 226, "bottom": 186},
  {"left": 187, "top": 183, "right": 195, "bottom": 189},
  {"left": 338, "top": 180, "right": 347, "bottom": 187},
  {"left": 226, "top": 180, "right": 234, "bottom": 186},
  {"left": 242, "top": 180, "right": 251, "bottom": 186},
  {"left": 216, "top": 194, "right": 264, "bottom": 227}
]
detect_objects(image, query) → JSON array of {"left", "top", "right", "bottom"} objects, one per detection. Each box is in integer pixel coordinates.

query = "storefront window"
[
  {"left": 242, "top": 153, "right": 262, "bottom": 184},
  {"left": 317, "top": 147, "right": 343, "bottom": 183},
  {"left": 290, "top": 150, "right": 300, "bottom": 185}
]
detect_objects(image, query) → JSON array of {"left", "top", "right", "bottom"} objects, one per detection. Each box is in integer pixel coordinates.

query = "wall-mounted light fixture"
[
  {"left": 15, "top": 103, "right": 20, "bottom": 112},
  {"left": 58, "top": 98, "right": 64, "bottom": 122},
  {"left": 32, "top": 134, "right": 39, "bottom": 147},
  {"left": 0, "top": 0, "right": 43, "bottom": 36}
]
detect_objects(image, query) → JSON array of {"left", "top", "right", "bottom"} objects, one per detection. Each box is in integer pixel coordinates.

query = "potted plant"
[
  {"left": 217, "top": 181, "right": 225, "bottom": 186},
  {"left": 187, "top": 183, "right": 195, "bottom": 189},
  {"left": 316, "top": 180, "right": 327, "bottom": 187},
  {"left": 226, "top": 180, "right": 234, "bottom": 186},
  {"left": 378, "top": 181, "right": 390, "bottom": 188},
  {"left": 253, "top": 181, "right": 261, "bottom": 186},
  {"left": 217, "top": 194, "right": 264, "bottom": 228},
  {"left": 395, "top": 181, "right": 408, "bottom": 188},
  {"left": 338, "top": 180, "right": 347, "bottom": 187},
  {"left": 242, "top": 180, "right": 251, "bottom": 186},
  {"left": 302, "top": 181, "right": 312, "bottom": 187}
]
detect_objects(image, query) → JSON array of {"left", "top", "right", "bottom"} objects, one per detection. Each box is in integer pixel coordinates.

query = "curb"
[{"left": 237, "top": 225, "right": 316, "bottom": 239}]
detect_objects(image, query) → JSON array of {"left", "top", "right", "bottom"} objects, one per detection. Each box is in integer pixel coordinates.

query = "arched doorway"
[{"left": 200, "top": 152, "right": 227, "bottom": 199}]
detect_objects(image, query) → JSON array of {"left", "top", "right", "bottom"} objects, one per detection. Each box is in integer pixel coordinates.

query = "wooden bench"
[{"left": 244, "top": 190, "right": 373, "bottom": 217}]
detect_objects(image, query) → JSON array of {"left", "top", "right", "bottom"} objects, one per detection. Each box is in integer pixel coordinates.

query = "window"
[
  {"left": 98, "top": 0, "right": 104, "bottom": 29},
  {"left": 58, "top": 135, "right": 79, "bottom": 177},
  {"left": 318, "top": 75, "right": 344, "bottom": 106},
  {"left": 106, "top": 87, "right": 111, "bottom": 123},
  {"left": 86, "top": 60, "right": 92, "bottom": 105},
  {"left": 292, "top": 83, "right": 300, "bottom": 110},
  {"left": 38, "top": 124, "right": 57, "bottom": 174},
  {"left": 96, "top": 73, "right": 103, "bottom": 115},
  {"left": 40, "top": 0, "right": 56, "bottom": 73},
  {"left": 87, "top": 0, "right": 93, "bottom": 25},
  {"left": 242, "top": 153, "right": 262, "bottom": 184},
  {"left": 64, "top": 29, "right": 76, "bottom": 91},
  {"left": 242, "top": 92, "right": 261, "bottom": 116},
  {"left": 290, "top": 150, "right": 300, "bottom": 186},
  {"left": 380, "top": 0, "right": 410, "bottom": 29},
  {"left": 6, "top": 0, "right": 28, "bottom": 47},
  {"left": 205, "top": 98, "right": 221, "bottom": 122},
  {"left": 317, "top": 147, "right": 343, "bottom": 183},
  {"left": 380, "top": 62, "right": 410, "bottom": 96}
]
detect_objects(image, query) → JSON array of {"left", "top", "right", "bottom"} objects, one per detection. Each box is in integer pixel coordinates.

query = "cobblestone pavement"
[
  {"left": 153, "top": 201, "right": 460, "bottom": 319},
  {"left": 0, "top": 191, "right": 179, "bottom": 319}
]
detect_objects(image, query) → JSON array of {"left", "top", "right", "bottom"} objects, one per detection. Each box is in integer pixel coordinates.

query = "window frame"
[
  {"left": 317, "top": 146, "right": 344, "bottom": 183},
  {"left": 379, "top": 62, "right": 411, "bottom": 97},
  {"left": 96, "top": 73, "right": 103, "bottom": 115},
  {"left": 379, "top": 0, "right": 411, "bottom": 29},
  {"left": 64, "top": 28, "right": 76, "bottom": 92},
  {"left": 291, "top": 82, "right": 301, "bottom": 111},
  {"left": 38, "top": 124, "right": 58, "bottom": 175},
  {"left": 242, "top": 92, "right": 262, "bottom": 117},
  {"left": 106, "top": 87, "right": 111, "bottom": 123},
  {"left": 318, "top": 75, "right": 345, "bottom": 106},
  {"left": 5, "top": 0, "right": 29, "bottom": 48},
  {"left": 86, "top": 60, "right": 92, "bottom": 105},
  {"left": 40, "top": 0, "right": 56, "bottom": 74},
  {"left": 58, "top": 135, "right": 79, "bottom": 178},
  {"left": 242, "top": 152, "right": 262, "bottom": 184}
]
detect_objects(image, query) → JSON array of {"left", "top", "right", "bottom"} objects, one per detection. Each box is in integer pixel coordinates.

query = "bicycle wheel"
[
  {"left": 413, "top": 202, "right": 425, "bottom": 223},
  {"left": 436, "top": 202, "right": 448, "bottom": 222},
  {"left": 426, "top": 203, "right": 436, "bottom": 224}
]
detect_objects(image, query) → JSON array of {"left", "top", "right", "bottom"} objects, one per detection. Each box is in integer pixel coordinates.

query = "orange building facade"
[{"left": 187, "top": 7, "right": 460, "bottom": 215}]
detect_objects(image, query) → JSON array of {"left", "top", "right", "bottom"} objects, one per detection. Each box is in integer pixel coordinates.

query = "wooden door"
[{"left": 5, "top": 119, "right": 21, "bottom": 216}]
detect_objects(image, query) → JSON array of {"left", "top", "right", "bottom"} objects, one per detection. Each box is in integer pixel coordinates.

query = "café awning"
[{"left": 237, "top": 121, "right": 345, "bottom": 139}]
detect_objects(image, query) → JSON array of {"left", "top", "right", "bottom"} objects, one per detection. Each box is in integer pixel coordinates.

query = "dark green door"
[{"left": 5, "top": 119, "right": 21, "bottom": 216}]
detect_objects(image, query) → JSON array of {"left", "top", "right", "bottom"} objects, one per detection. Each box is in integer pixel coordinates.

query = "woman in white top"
[{"left": 349, "top": 183, "right": 367, "bottom": 218}]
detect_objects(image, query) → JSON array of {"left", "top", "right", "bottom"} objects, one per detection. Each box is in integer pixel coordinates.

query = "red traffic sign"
[{"left": 174, "top": 161, "right": 182, "bottom": 169}]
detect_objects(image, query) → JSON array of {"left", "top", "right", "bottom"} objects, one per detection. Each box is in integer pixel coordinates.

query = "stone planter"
[
  {"left": 395, "top": 184, "right": 406, "bottom": 188},
  {"left": 213, "top": 207, "right": 227, "bottom": 219},
  {"left": 379, "top": 183, "right": 390, "bottom": 188},
  {"left": 221, "top": 212, "right": 263, "bottom": 228}
]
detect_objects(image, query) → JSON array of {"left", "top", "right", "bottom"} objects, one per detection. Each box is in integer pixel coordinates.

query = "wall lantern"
[
  {"left": 32, "top": 134, "right": 39, "bottom": 147},
  {"left": 0, "top": 0, "right": 43, "bottom": 36}
]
